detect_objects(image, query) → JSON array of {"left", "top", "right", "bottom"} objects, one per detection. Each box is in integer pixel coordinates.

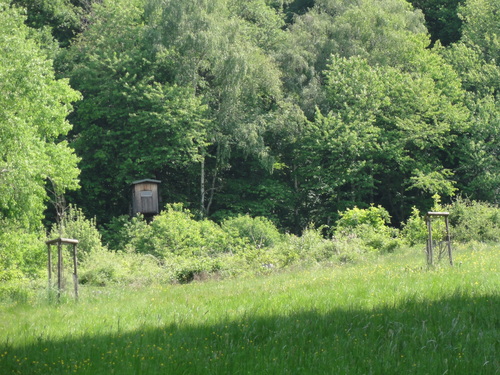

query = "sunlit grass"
[{"left": 1, "top": 244, "right": 499, "bottom": 374}]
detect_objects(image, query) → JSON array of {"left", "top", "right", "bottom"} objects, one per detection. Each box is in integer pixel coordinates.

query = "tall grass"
[{"left": 1, "top": 244, "right": 499, "bottom": 374}]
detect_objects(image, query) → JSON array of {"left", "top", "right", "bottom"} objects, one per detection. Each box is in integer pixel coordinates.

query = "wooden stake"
[
  {"left": 427, "top": 216, "right": 433, "bottom": 266},
  {"left": 445, "top": 216, "right": 453, "bottom": 266},
  {"left": 57, "top": 241, "right": 62, "bottom": 300},
  {"left": 73, "top": 244, "right": 79, "bottom": 300},
  {"left": 47, "top": 244, "right": 52, "bottom": 288}
]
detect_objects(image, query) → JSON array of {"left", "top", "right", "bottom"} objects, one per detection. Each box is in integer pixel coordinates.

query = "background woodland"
[{"left": 1, "top": 0, "right": 499, "bottom": 285}]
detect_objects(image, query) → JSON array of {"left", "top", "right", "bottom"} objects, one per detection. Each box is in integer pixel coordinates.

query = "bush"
[
  {"left": 401, "top": 196, "right": 500, "bottom": 245},
  {"left": 446, "top": 198, "right": 500, "bottom": 243},
  {"left": 271, "top": 226, "right": 370, "bottom": 267},
  {"left": 136, "top": 204, "right": 237, "bottom": 258},
  {"left": 0, "top": 223, "right": 45, "bottom": 282},
  {"left": 222, "top": 215, "right": 282, "bottom": 249},
  {"left": 336, "top": 205, "right": 391, "bottom": 230},
  {"left": 276, "top": 226, "right": 330, "bottom": 265},
  {"left": 335, "top": 206, "right": 400, "bottom": 253},
  {"left": 401, "top": 207, "right": 428, "bottom": 246},
  {"left": 104, "top": 214, "right": 152, "bottom": 254},
  {"left": 165, "top": 256, "right": 223, "bottom": 284},
  {"left": 79, "top": 249, "right": 169, "bottom": 287},
  {"left": 49, "top": 205, "right": 105, "bottom": 261},
  {"left": 144, "top": 204, "right": 199, "bottom": 256},
  {"left": 101, "top": 215, "right": 134, "bottom": 251},
  {"left": 118, "top": 204, "right": 258, "bottom": 259}
]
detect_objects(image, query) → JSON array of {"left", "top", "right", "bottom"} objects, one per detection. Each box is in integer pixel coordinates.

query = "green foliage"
[
  {"left": 36, "top": 0, "right": 493, "bottom": 235},
  {"left": 401, "top": 207, "right": 428, "bottom": 246},
  {"left": 409, "top": 168, "right": 458, "bottom": 197},
  {"left": 79, "top": 249, "right": 168, "bottom": 287},
  {"left": 335, "top": 206, "right": 400, "bottom": 253},
  {"left": 3, "top": 0, "right": 500, "bottom": 251},
  {"left": 443, "top": 43, "right": 500, "bottom": 96},
  {"left": 49, "top": 205, "right": 105, "bottom": 261},
  {"left": 273, "top": 226, "right": 368, "bottom": 265},
  {"left": 145, "top": 0, "right": 285, "bottom": 217},
  {"left": 458, "top": 0, "right": 500, "bottom": 64},
  {"left": 401, "top": 194, "right": 448, "bottom": 246},
  {"left": 88, "top": 206, "right": 382, "bottom": 285},
  {"left": 100, "top": 215, "right": 134, "bottom": 252},
  {"left": 0, "top": 2, "right": 80, "bottom": 230},
  {"left": 0, "top": 223, "right": 45, "bottom": 282},
  {"left": 409, "top": 0, "right": 465, "bottom": 46},
  {"left": 8, "top": 0, "right": 111, "bottom": 49},
  {"left": 336, "top": 206, "right": 391, "bottom": 231},
  {"left": 284, "top": 0, "right": 428, "bottom": 74},
  {"left": 60, "top": 0, "right": 208, "bottom": 222},
  {"left": 120, "top": 204, "right": 244, "bottom": 261},
  {"left": 222, "top": 215, "right": 282, "bottom": 249},
  {"left": 9, "top": 0, "right": 91, "bottom": 47},
  {"left": 400, "top": 195, "right": 500, "bottom": 245},
  {"left": 165, "top": 256, "right": 223, "bottom": 284},
  {"left": 446, "top": 198, "right": 500, "bottom": 243},
  {"left": 298, "top": 52, "right": 467, "bottom": 224},
  {"left": 440, "top": 0, "right": 500, "bottom": 205}
]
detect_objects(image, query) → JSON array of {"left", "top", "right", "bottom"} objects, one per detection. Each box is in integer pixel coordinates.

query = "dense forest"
[{"left": 1, "top": 0, "right": 499, "bottom": 259}]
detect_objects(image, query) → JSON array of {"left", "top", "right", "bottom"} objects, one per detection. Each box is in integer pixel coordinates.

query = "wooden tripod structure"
[
  {"left": 425, "top": 212, "right": 453, "bottom": 266},
  {"left": 46, "top": 237, "right": 79, "bottom": 300}
]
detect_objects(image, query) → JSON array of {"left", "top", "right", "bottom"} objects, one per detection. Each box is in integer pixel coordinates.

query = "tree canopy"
[
  {"left": 2, "top": 0, "right": 499, "bottom": 233},
  {"left": 0, "top": 1, "right": 80, "bottom": 229}
]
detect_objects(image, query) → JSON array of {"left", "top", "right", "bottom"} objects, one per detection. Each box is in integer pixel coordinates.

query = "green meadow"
[{"left": 1, "top": 243, "right": 499, "bottom": 374}]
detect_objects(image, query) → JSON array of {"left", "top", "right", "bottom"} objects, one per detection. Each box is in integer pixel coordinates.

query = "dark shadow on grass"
[{"left": 1, "top": 294, "right": 499, "bottom": 375}]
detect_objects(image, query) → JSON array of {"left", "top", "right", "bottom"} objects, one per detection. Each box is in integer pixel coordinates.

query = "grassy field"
[{"left": 0, "top": 243, "right": 499, "bottom": 374}]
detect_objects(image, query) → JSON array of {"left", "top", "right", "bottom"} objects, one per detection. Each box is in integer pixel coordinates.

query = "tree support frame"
[
  {"left": 46, "top": 237, "right": 79, "bottom": 301},
  {"left": 425, "top": 212, "right": 453, "bottom": 266}
]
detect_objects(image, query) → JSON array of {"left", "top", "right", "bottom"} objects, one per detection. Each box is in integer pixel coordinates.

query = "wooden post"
[
  {"left": 57, "top": 241, "right": 62, "bottom": 300},
  {"left": 72, "top": 244, "right": 79, "bottom": 300},
  {"left": 47, "top": 244, "right": 52, "bottom": 289},
  {"left": 426, "top": 216, "right": 433, "bottom": 266},
  {"left": 445, "top": 216, "right": 453, "bottom": 266}
]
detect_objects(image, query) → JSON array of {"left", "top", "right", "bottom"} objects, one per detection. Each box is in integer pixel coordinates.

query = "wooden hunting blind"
[{"left": 131, "top": 179, "right": 161, "bottom": 216}]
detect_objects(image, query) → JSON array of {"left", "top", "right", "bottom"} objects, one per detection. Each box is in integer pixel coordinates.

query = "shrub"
[
  {"left": 101, "top": 215, "right": 133, "bottom": 251},
  {"left": 146, "top": 204, "right": 234, "bottom": 257},
  {"left": 165, "top": 256, "right": 223, "bottom": 284},
  {"left": 79, "top": 249, "right": 169, "bottom": 287},
  {"left": 147, "top": 204, "right": 200, "bottom": 256},
  {"left": 276, "top": 225, "right": 330, "bottom": 265},
  {"left": 109, "top": 214, "right": 152, "bottom": 254},
  {"left": 446, "top": 198, "right": 500, "bottom": 243},
  {"left": 336, "top": 205, "right": 391, "bottom": 230},
  {"left": 49, "top": 205, "right": 105, "bottom": 261},
  {"left": 124, "top": 204, "right": 240, "bottom": 259},
  {"left": 222, "top": 215, "right": 282, "bottom": 249},
  {"left": 400, "top": 196, "right": 500, "bottom": 245},
  {"left": 0, "top": 223, "right": 45, "bottom": 282},
  {"left": 335, "top": 205, "right": 400, "bottom": 253},
  {"left": 401, "top": 195, "right": 448, "bottom": 246},
  {"left": 272, "top": 226, "right": 369, "bottom": 267},
  {"left": 401, "top": 207, "right": 428, "bottom": 246}
]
